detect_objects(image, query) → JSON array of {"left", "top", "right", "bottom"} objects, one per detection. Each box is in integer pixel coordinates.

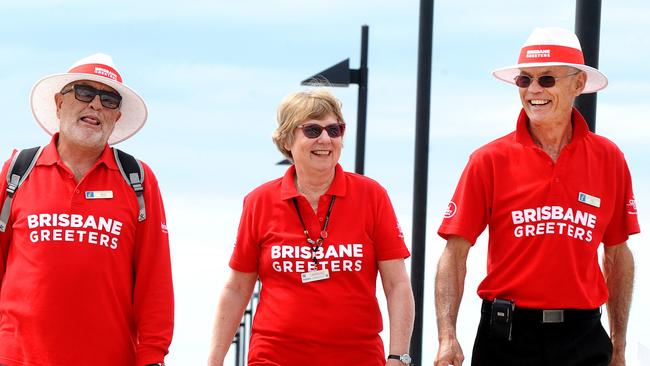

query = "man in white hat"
[
  {"left": 434, "top": 27, "right": 638, "bottom": 366},
  {"left": 0, "top": 53, "right": 173, "bottom": 366}
]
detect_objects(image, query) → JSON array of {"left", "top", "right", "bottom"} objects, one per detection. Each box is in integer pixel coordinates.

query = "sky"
[{"left": 1, "top": 0, "right": 649, "bottom": 365}]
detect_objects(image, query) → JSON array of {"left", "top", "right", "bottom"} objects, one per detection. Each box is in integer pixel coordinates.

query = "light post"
[
  {"left": 295, "top": 25, "right": 369, "bottom": 175},
  {"left": 574, "top": 0, "right": 602, "bottom": 132}
]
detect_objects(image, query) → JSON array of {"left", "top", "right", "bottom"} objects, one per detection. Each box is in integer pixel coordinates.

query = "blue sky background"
[{"left": 1, "top": 1, "right": 649, "bottom": 364}]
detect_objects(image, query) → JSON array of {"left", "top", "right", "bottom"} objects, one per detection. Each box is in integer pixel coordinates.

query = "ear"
[
  {"left": 54, "top": 93, "right": 63, "bottom": 119},
  {"left": 573, "top": 71, "right": 587, "bottom": 96},
  {"left": 283, "top": 141, "right": 292, "bottom": 153},
  {"left": 283, "top": 134, "right": 294, "bottom": 153}
]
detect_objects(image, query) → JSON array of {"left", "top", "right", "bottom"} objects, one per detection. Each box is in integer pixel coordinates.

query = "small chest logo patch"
[
  {"left": 578, "top": 192, "right": 600, "bottom": 208},
  {"left": 85, "top": 190, "right": 114, "bottom": 199}
]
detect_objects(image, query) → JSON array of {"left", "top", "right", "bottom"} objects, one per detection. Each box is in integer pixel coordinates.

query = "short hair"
[{"left": 272, "top": 89, "right": 345, "bottom": 161}]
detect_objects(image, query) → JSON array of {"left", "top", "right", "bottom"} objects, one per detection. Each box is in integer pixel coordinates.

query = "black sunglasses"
[
  {"left": 61, "top": 84, "right": 122, "bottom": 109},
  {"left": 297, "top": 123, "right": 345, "bottom": 139},
  {"left": 514, "top": 71, "right": 581, "bottom": 88}
]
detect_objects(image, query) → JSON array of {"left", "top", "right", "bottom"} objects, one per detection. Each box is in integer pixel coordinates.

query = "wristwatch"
[
  {"left": 145, "top": 364, "right": 164, "bottom": 366},
  {"left": 388, "top": 354, "right": 412, "bottom": 365}
]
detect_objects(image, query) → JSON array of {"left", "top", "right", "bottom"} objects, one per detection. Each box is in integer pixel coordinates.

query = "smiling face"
[
  {"left": 285, "top": 113, "right": 343, "bottom": 177},
  {"left": 518, "top": 66, "right": 586, "bottom": 125},
  {"left": 55, "top": 80, "right": 122, "bottom": 150}
]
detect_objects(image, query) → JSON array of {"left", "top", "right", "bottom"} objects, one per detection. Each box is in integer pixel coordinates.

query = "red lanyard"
[{"left": 292, "top": 196, "right": 336, "bottom": 265}]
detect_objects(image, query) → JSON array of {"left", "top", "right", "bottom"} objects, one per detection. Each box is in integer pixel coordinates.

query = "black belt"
[{"left": 481, "top": 300, "right": 600, "bottom": 323}]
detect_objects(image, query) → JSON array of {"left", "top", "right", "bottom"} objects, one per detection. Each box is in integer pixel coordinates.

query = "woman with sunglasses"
[{"left": 208, "top": 89, "right": 414, "bottom": 366}]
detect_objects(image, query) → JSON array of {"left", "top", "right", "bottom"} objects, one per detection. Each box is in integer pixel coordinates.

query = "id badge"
[
  {"left": 301, "top": 269, "right": 330, "bottom": 283},
  {"left": 85, "top": 190, "right": 113, "bottom": 199}
]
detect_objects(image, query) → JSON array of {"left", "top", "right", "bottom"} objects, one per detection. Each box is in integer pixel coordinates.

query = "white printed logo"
[
  {"left": 270, "top": 243, "right": 363, "bottom": 274},
  {"left": 627, "top": 199, "right": 637, "bottom": 215},
  {"left": 444, "top": 202, "right": 457, "bottom": 219},
  {"left": 94, "top": 66, "right": 118, "bottom": 80},
  {"left": 510, "top": 206, "right": 597, "bottom": 243},
  {"left": 27, "top": 213, "right": 123, "bottom": 249},
  {"left": 396, "top": 222, "right": 404, "bottom": 238},
  {"left": 526, "top": 49, "right": 551, "bottom": 59}
]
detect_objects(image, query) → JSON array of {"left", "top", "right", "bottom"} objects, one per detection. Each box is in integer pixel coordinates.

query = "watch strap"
[{"left": 388, "top": 354, "right": 411, "bottom": 364}]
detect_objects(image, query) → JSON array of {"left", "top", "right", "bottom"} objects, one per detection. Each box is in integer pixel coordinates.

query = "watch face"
[{"left": 400, "top": 354, "right": 412, "bottom": 364}]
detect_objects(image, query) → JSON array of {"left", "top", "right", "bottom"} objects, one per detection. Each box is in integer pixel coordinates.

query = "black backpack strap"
[
  {"left": 113, "top": 148, "right": 146, "bottom": 222},
  {"left": 0, "top": 146, "right": 44, "bottom": 232}
]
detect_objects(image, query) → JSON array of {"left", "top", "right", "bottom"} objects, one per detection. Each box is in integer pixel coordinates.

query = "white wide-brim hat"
[
  {"left": 30, "top": 53, "right": 148, "bottom": 145},
  {"left": 492, "top": 27, "right": 608, "bottom": 93}
]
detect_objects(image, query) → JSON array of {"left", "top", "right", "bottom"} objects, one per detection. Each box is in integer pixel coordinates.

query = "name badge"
[
  {"left": 578, "top": 192, "right": 600, "bottom": 208},
  {"left": 301, "top": 269, "right": 330, "bottom": 283},
  {"left": 85, "top": 190, "right": 114, "bottom": 199}
]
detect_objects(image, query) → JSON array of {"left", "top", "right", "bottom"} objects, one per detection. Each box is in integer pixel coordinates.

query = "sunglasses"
[
  {"left": 298, "top": 123, "right": 345, "bottom": 139},
  {"left": 514, "top": 71, "right": 581, "bottom": 88},
  {"left": 61, "top": 84, "right": 122, "bottom": 109}
]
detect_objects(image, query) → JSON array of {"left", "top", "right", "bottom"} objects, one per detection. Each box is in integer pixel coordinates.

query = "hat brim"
[
  {"left": 30, "top": 73, "right": 148, "bottom": 145},
  {"left": 492, "top": 62, "right": 608, "bottom": 94}
]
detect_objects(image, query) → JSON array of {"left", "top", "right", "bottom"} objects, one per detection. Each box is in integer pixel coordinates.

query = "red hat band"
[
  {"left": 518, "top": 44, "right": 585, "bottom": 65},
  {"left": 67, "top": 63, "right": 123, "bottom": 83}
]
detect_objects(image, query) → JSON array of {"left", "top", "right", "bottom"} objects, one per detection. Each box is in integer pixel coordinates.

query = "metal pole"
[
  {"left": 574, "top": 0, "right": 602, "bottom": 132},
  {"left": 355, "top": 25, "right": 369, "bottom": 175},
  {"left": 410, "top": 0, "right": 434, "bottom": 364},
  {"left": 234, "top": 328, "right": 241, "bottom": 366}
]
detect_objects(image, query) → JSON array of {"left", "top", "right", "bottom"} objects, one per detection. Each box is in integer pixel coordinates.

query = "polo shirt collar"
[
  {"left": 37, "top": 133, "right": 118, "bottom": 170},
  {"left": 515, "top": 107, "right": 590, "bottom": 147},
  {"left": 280, "top": 163, "right": 347, "bottom": 200}
]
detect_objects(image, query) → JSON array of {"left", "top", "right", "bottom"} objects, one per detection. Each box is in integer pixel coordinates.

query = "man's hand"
[
  {"left": 434, "top": 236, "right": 471, "bottom": 366},
  {"left": 604, "top": 242, "right": 634, "bottom": 366},
  {"left": 609, "top": 347, "right": 625, "bottom": 366},
  {"left": 434, "top": 337, "right": 464, "bottom": 366}
]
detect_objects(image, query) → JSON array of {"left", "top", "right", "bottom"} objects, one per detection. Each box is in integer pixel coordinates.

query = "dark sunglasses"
[
  {"left": 298, "top": 123, "right": 345, "bottom": 139},
  {"left": 514, "top": 71, "right": 581, "bottom": 88},
  {"left": 61, "top": 84, "right": 122, "bottom": 109}
]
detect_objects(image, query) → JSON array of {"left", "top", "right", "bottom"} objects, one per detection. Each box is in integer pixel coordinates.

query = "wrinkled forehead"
[{"left": 61, "top": 79, "right": 119, "bottom": 94}]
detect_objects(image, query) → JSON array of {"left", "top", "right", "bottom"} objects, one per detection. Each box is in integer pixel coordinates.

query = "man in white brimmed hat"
[
  {"left": 0, "top": 54, "right": 173, "bottom": 366},
  {"left": 434, "top": 27, "right": 638, "bottom": 366}
]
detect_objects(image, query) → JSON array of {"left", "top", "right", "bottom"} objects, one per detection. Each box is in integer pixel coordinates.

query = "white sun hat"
[
  {"left": 30, "top": 53, "right": 148, "bottom": 145},
  {"left": 492, "top": 27, "right": 608, "bottom": 93}
]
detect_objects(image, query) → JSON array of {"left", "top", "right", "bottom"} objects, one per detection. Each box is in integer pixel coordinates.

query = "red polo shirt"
[
  {"left": 0, "top": 135, "right": 174, "bottom": 366},
  {"left": 438, "top": 108, "right": 640, "bottom": 309},
  {"left": 230, "top": 164, "right": 409, "bottom": 366}
]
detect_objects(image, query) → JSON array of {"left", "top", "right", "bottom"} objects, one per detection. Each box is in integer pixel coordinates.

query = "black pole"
[
  {"left": 234, "top": 327, "right": 241, "bottom": 366},
  {"left": 410, "top": 0, "right": 434, "bottom": 364},
  {"left": 574, "top": 0, "right": 602, "bottom": 132},
  {"left": 355, "top": 25, "right": 369, "bottom": 175}
]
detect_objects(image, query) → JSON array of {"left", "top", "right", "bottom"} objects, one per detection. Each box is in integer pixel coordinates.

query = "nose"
[
  {"left": 315, "top": 128, "right": 331, "bottom": 142},
  {"left": 88, "top": 95, "right": 103, "bottom": 109},
  {"left": 527, "top": 78, "right": 545, "bottom": 93}
]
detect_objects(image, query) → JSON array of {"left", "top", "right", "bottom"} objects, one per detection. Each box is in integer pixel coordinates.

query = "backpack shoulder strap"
[
  {"left": 0, "top": 146, "right": 44, "bottom": 232},
  {"left": 113, "top": 148, "right": 146, "bottom": 222}
]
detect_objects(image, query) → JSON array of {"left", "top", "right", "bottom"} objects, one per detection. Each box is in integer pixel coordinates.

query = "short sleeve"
[
  {"left": 229, "top": 195, "right": 260, "bottom": 272},
  {"left": 602, "top": 158, "right": 640, "bottom": 246},
  {"left": 437, "top": 153, "right": 492, "bottom": 244},
  {"left": 372, "top": 186, "right": 410, "bottom": 261}
]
